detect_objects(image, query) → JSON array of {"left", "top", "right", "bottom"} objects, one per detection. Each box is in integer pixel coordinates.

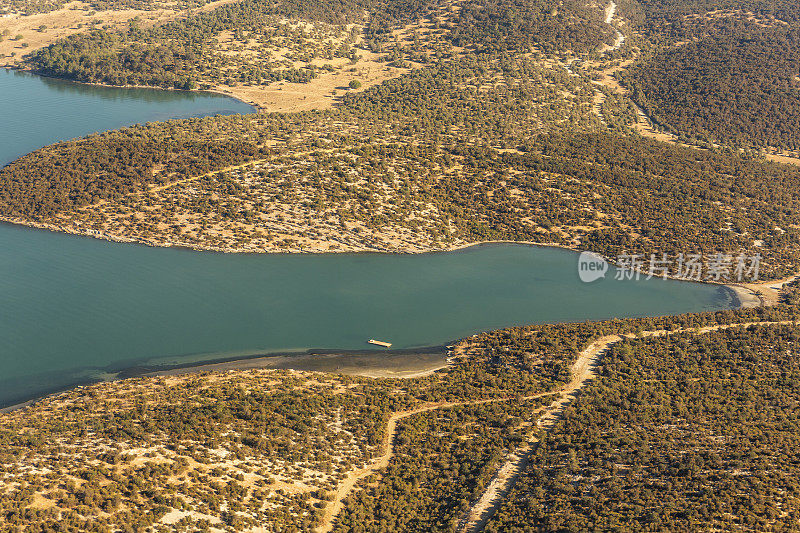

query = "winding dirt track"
[
  {"left": 456, "top": 335, "right": 617, "bottom": 533},
  {"left": 314, "top": 393, "right": 558, "bottom": 533},
  {"left": 315, "top": 333, "right": 613, "bottom": 533},
  {"left": 316, "top": 320, "right": 796, "bottom": 533},
  {"left": 456, "top": 320, "right": 797, "bottom": 532}
]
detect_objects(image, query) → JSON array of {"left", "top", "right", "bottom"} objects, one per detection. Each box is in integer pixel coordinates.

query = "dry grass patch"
[{"left": 0, "top": 0, "right": 238, "bottom": 67}]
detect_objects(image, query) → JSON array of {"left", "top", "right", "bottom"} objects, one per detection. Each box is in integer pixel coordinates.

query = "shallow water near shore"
[{"left": 0, "top": 70, "right": 738, "bottom": 407}]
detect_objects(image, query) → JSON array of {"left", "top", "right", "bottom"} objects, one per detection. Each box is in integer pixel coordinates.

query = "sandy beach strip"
[
  {"left": 725, "top": 284, "right": 763, "bottom": 308},
  {"left": 145, "top": 350, "right": 449, "bottom": 380}
]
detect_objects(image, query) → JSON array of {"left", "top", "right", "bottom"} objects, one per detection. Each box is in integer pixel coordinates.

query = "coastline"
[
  {"left": 0, "top": 279, "right": 755, "bottom": 415},
  {"left": 0, "top": 65, "right": 775, "bottom": 419},
  {"left": 0, "top": 229, "right": 760, "bottom": 416},
  {"left": 0, "top": 213, "right": 590, "bottom": 256},
  {"left": 2, "top": 65, "right": 262, "bottom": 110},
  {"left": 0, "top": 68, "right": 784, "bottom": 299},
  {"left": 0, "top": 213, "right": 769, "bottom": 314},
  {"left": 0, "top": 345, "right": 451, "bottom": 414},
  {"left": 725, "top": 283, "right": 764, "bottom": 308},
  {"left": 0, "top": 214, "right": 769, "bottom": 306},
  {"left": 142, "top": 348, "right": 450, "bottom": 380}
]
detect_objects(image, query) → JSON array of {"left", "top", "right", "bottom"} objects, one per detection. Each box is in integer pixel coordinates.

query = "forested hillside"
[
  {"left": 628, "top": 23, "right": 800, "bottom": 150},
  {"left": 3, "top": 53, "right": 800, "bottom": 275},
  {"left": 334, "top": 398, "right": 551, "bottom": 532},
  {"left": 487, "top": 322, "right": 800, "bottom": 531},
  {"left": 22, "top": 0, "right": 613, "bottom": 89},
  {"left": 625, "top": 0, "right": 800, "bottom": 152},
  {"left": 3, "top": 302, "right": 800, "bottom": 531},
  {"left": 9, "top": 0, "right": 800, "bottom": 268},
  {"left": 4, "top": 0, "right": 800, "bottom": 530},
  {"left": 23, "top": 0, "right": 372, "bottom": 89},
  {"left": 622, "top": 0, "right": 800, "bottom": 38}
]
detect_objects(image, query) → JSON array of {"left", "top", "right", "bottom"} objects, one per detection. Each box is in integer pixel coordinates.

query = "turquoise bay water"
[
  {"left": 0, "top": 69, "right": 253, "bottom": 166},
  {"left": 0, "top": 70, "right": 735, "bottom": 406}
]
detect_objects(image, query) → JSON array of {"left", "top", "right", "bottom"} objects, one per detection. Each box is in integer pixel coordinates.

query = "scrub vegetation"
[
  {"left": 2, "top": 52, "right": 800, "bottom": 276},
  {"left": 487, "top": 322, "right": 800, "bottom": 532},
  {"left": 2, "top": 303, "right": 800, "bottom": 531},
  {"left": 3, "top": 0, "right": 800, "bottom": 276},
  {"left": 624, "top": 0, "right": 800, "bottom": 153},
  {"left": 4, "top": 0, "right": 800, "bottom": 529}
]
